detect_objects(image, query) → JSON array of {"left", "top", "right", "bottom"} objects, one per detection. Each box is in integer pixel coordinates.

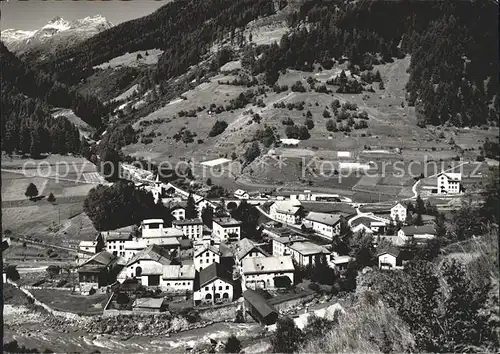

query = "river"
[{"left": 4, "top": 305, "right": 269, "bottom": 353}]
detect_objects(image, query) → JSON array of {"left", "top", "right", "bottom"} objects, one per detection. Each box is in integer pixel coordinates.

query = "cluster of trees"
[
  {"left": 285, "top": 125, "right": 310, "bottom": 140},
  {"left": 254, "top": 125, "right": 276, "bottom": 147},
  {"left": 209, "top": 120, "right": 229, "bottom": 137},
  {"left": 230, "top": 200, "right": 261, "bottom": 241},
  {"left": 83, "top": 180, "right": 173, "bottom": 231},
  {"left": 244, "top": 142, "right": 261, "bottom": 164}
]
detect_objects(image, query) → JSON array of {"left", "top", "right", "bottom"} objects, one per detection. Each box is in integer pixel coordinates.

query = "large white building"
[
  {"left": 303, "top": 212, "right": 343, "bottom": 239},
  {"left": 437, "top": 172, "right": 462, "bottom": 194},
  {"left": 390, "top": 202, "right": 407, "bottom": 223},
  {"left": 269, "top": 200, "right": 303, "bottom": 225},
  {"left": 172, "top": 218, "right": 204, "bottom": 240},
  {"left": 242, "top": 256, "right": 295, "bottom": 290},
  {"left": 212, "top": 217, "right": 242, "bottom": 242}
]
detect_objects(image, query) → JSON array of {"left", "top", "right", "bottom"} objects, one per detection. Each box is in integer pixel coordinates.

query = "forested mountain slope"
[
  {"left": 0, "top": 43, "right": 107, "bottom": 156},
  {"left": 38, "top": 0, "right": 282, "bottom": 86},
  {"left": 251, "top": 0, "right": 498, "bottom": 127}
]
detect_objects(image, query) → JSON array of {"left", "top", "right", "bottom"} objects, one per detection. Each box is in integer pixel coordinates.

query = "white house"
[
  {"left": 304, "top": 212, "right": 343, "bottom": 239},
  {"left": 193, "top": 245, "right": 221, "bottom": 271},
  {"left": 104, "top": 232, "right": 132, "bottom": 258},
  {"left": 242, "top": 256, "right": 295, "bottom": 290},
  {"left": 161, "top": 265, "right": 196, "bottom": 293},
  {"left": 287, "top": 241, "right": 329, "bottom": 267},
  {"left": 437, "top": 172, "right": 462, "bottom": 194},
  {"left": 237, "top": 238, "right": 270, "bottom": 266},
  {"left": 377, "top": 246, "right": 406, "bottom": 270},
  {"left": 234, "top": 189, "right": 250, "bottom": 199},
  {"left": 78, "top": 236, "right": 105, "bottom": 265},
  {"left": 117, "top": 245, "right": 172, "bottom": 287},
  {"left": 172, "top": 218, "right": 204, "bottom": 240},
  {"left": 269, "top": 200, "right": 303, "bottom": 225},
  {"left": 212, "top": 217, "right": 242, "bottom": 242},
  {"left": 390, "top": 202, "right": 407, "bottom": 223},
  {"left": 272, "top": 235, "right": 308, "bottom": 256},
  {"left": 194, "top": 263, "right": 234, "bottom": 306},
  {"left": 397, "top": 225, "right": 435, "bottom": 241}
]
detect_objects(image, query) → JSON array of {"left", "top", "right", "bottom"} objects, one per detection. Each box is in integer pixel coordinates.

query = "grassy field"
[
  {"left": 30, "top": 289, "right": 109, "bottom": 315},
  {"left": 93, "top": 48, "right": 163, "bottom": 70},
  {"left": 1, "top": 155, "right": 101, "bottom": 240}
]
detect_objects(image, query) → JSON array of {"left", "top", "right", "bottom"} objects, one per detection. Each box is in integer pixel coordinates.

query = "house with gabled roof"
[
  {"left": 234, "top": 189, "right": 250, "bottom": 199},
  {"left": 304, "top": 211, "right": 344, "bottom": 239},
  {"left": 243, "top": 289, "right": 279, "bottom": 325},
  {"left": 78, "top": 251, "right": 120, "bottom": 295},
  {"left": 377, "top": 246, "right": 410, "bottom": 270},
  {"left": 117, "top": 245, "right": 172, "bottom": 287},
  {"left": 194, "top": 263, "right": 235, "bottom": 306},
  {"left": 437, "top": 172, "right": 462, "bottom": 194},
  {"left": 242, "top": 255, "right": 295, "bottom": 290},
  {"left": 397, "top": 225, "right": 435, "bottom": 241},
  {"left": 193, "top": 245, "right": 221, "bottom": 271},
  {"left": 390, "top": 202, "right": 407, "bottom": 222},
  {"left": 236, "top": 238, "right": 270, "bottom": 266},
  {"left": 269, "top": 200, "right": 303, "bottom": 225}
]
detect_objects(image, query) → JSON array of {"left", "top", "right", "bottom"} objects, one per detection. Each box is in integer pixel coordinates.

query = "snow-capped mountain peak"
[{"left": 1, "top": 15, "right": 113, "bottom": 55}]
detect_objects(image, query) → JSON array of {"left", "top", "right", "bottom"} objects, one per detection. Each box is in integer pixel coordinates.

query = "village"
[{"left": 2, "top": 163, "right": 464, "bottom": 330}]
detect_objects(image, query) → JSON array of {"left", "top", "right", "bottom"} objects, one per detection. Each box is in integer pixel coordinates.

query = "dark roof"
[
  {"left": 213, "top": 217, "right": 242, "bottom": 227},
  {"left": 81, "top": 251, "right": 116, "bottom": 267},
  {"left": 400, "top": 225, "right": 435, "bottom": 236},
  {"left": 237, "top": 238, "right": 269, "bottom": 260},
  {"left": 104, "top": 232, "right": 132, "bottom": 241},
  {"left": 243, "top": 289, "right": 278, "bottom": 319},
  {"left": 376, "top": 245, "right": 401, "bottom": 258},
  {"left": 172, "top": 218, "right": 203, "bottom": 226},
  {"left": 198, "top": 263, "right": 233, "bottom": 288},
  {"left": 78, "top": 264, "right": 107, "bottom": 273},
  {"left": 127, "top": 244, "right": 171, "bottom": 266}
]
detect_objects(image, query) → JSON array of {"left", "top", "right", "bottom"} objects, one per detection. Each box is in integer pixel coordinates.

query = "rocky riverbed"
[{"left": 4, "top": 304, "right": 270, "bottom": 353}]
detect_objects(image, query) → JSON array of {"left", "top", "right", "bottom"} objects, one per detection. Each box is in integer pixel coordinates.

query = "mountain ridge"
[{"left": 1, "top": 14, "right": 113, "bottom": 58}]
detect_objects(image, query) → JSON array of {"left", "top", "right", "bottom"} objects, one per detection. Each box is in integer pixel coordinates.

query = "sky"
[{"left": 0, "top": 0, "right": 169, "bottom": 31}]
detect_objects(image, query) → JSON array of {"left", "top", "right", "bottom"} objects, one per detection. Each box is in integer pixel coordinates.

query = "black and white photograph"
[{"left": 1, "top": 0, "right": 499, "bottom": 352}]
